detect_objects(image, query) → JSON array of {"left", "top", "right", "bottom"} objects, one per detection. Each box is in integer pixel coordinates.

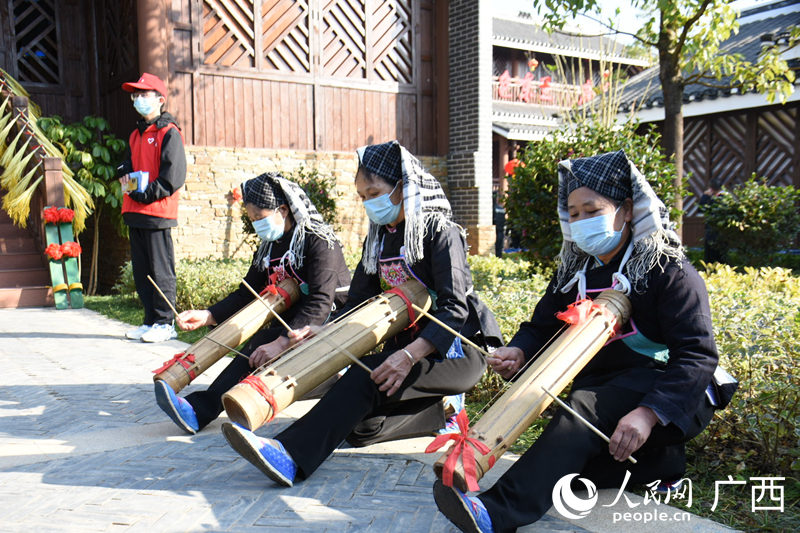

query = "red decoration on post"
[
  {"left": 58, "top": 208, "right": 74, "bottom": 223},
  {"left": 425, "top": 410, "right": 495, "bottom": 492},
  {"left": 43, "top": 207, "right": 61, "bottom": 224},
  {"left": 44, "top": 243, "right": 63, "bottom": 261},
  {"left": 60, "top": 242, "right": 82, "bottom": 258}
]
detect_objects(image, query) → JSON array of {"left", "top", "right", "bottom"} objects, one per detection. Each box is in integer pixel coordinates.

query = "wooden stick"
[
  {"left": 198, "top": 334, "right": 250, "bottom": 360},
  {"left": 541, "top": 386, "right": 637, "bottom": 464},
  {"left": 409, "top": 302, "right": 495, "bottom": 360},
  {"left": 147, "top": 275, "right": 179, "bottom": 318},
  {"left": 241, "top": 279, "right": 295, "bottom": 333},
  {"left": 241, "top": 278, "right": 373, "bottom": 374}
]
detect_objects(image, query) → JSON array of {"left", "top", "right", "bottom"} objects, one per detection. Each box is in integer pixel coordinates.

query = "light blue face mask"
[
  {"left": 252, "top": 211, "right": 285, "bottom": 242},
  {"left": 363, "top": 182, "right": 402, "bottom": 225},
  {"left": 569, "top": 206, "right": 625, "bottom": 257},
  {"left": 133, "top": 95, "right": 161, "bottom": 117}
]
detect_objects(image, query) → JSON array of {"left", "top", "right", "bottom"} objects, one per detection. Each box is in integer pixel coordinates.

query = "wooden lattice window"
[
  {"left": 370, "top": 0, "right": 411, "bottom": 83},
  {"left": 262, "top": 0, "right": 311, "bottom": 73},
  {"left": 203, "top": 0, "right": 256, "bottom": 68},
  {"left": 756, "top": 108, "right": 796, "bottom": 187},
  {"left": 321, "top": 0, "right": 412, "bottom": 83},
  {"left": 201, "top": 0, "right": 413, "bottom": 80},
  {"left": 11, "top": 0, "right": 60, "bottom": 84}
]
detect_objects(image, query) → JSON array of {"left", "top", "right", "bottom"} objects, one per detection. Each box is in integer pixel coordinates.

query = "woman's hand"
[
  {"left": 287, "top": 325, "right": 322, "bottom": 347},
  {"left": 608, "top": 406, "right": 659, "bottom": 461},
  {"left": 249, "top": 336, "right": 290, "bottom": 368},
  {"left": 486, "top": 346, "right": 525, "bottom": 379},
  {"left": 176, "top": 310, "right": 215, "bottom": 331},
  {"left": 371, "top": 338, "right": 434, "bottom": 397},
  {"left": 371, "top": 349, "right": 415, "bottom": 397}
]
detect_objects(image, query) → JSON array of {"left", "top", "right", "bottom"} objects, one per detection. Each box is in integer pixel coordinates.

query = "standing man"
[{"left": 118, "top": 73, "right": 186, "bottom": 343}]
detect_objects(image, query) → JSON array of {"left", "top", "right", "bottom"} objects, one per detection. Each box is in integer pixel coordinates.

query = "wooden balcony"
[{"left": 492, "top": 75, "right": 594, "bottom": 108}]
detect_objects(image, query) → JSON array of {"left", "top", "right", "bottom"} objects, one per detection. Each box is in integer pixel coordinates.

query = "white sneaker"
[
  {"left": 141, "top": 323, "right": 177, "bottom": 343},
  {"left": 126, "top": 324, "right": 152, "bottom": 340}
]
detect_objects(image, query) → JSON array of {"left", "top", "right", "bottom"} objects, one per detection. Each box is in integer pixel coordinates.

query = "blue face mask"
[
  {"left": 569, "top": 206, "right": 626, "bottom": 257},
  {"left": 133, "top": 95, "right": 161, "bottom": 117},
  {"left": 252, "top": 211, "right": 285, "bottom": 242},
  {"left": 363, "top": 182, "right": 402, "bottom": 225}
]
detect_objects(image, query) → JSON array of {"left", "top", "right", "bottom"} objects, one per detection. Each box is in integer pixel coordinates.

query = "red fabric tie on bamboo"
[
  {"left": 240, "top": 375, "right": 279, "bottom": 423},
  {"left": 556, "top": 298, "right": 616, "bottom": 326},
  {"left": 425, "top": 410, "right": 495, "bottom": 492},
  {"left": 152, "top": 352, "right": 197, "bottom": 380},
  {"left": 259, "top": 283, "right": 293, "bottom": 309},
  {"left": 385, "top": 286, "right": 419, "bottom": 333}
]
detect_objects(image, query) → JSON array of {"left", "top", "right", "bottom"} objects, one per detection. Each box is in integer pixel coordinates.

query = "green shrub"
[
  {"left": 504, "top": 120, "right": 682, "bottom": 267},
  {"left": 701, "top": 175, "right": 800, "bottom": 266},
  {"left": 692, "top": 264, "right": 800, "bottom": 475}
]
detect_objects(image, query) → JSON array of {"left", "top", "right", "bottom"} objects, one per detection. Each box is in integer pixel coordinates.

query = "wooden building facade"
[{"left": 0, "top": 0, "right": 449, "bottom": 156}]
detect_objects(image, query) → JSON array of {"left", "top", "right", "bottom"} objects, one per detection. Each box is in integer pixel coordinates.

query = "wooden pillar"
[
  {"left": 43, "top": 158, "right": 65, "bottom": 207},
  {"left": 137, "top": 0, "right": 169, "bottom": 83}
]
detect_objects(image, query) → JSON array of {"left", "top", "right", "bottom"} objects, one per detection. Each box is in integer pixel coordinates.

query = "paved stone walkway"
[{"left": 0, "top": 307, "right": 735, "bottom": 532}]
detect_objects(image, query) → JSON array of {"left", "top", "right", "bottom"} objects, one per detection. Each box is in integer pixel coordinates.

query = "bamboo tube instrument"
[
  {"left": 433, "top": 290, "right": 632, "bottom": 492},
  {"left": 221, "top": 279, "right": 432, "bottom": 431},
  {"left": 153, "top": 278, "right": 300, "bottom": 392}
]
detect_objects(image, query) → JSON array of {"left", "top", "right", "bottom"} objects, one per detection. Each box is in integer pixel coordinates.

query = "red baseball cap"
[{"left": 122, "top": 72, "right": 167, "bottom": 98}]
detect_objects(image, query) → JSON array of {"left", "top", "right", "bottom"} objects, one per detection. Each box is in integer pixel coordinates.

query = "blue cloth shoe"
[
  {"left": 221, "top": 422, "right": 297, "bottom": 487},
  {"left": 656, "top": 478, "right": 684, "bottom": 494},
  {"left": 154, "top": 380, "right": 199, "bottom": 434},
  {"left": 433, "top": 479, "right": 494, "bottom": 533},
  {"left": 438, "top": 393, "right": 465, "bottom": 435}
]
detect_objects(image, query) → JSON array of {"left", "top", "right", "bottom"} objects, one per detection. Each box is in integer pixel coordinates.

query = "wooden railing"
[{"left": 492, "top": 75, "right": 591, "bottom": 108}]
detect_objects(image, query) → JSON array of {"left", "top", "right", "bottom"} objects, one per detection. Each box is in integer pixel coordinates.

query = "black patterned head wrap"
[
  {"left": 241, "top": 172, "right": 339, "bottom": 271},
  {"left": 357, "top": 142, "right": 402, "bottom": 185},
  {"left": 241, "top": 173, "right": 287, "bottom": 210},
  {"left": 561, "top": 150, "right": 633, "bottom": 206}
]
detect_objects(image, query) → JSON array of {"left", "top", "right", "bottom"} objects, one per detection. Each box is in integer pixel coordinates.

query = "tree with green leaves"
[
  {"left": 38, "top": 116, "right": 127, "bottom": 295},
  {"left": 535, "top": 0, "right": 799, "bottom": 232}
]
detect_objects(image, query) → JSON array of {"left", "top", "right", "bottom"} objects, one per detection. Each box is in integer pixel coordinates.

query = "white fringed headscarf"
[
  {"left": 242, "top": 172, "right": 340, "bottom": 271},
  {"left": 357, "top": 141, "right": 459, "bottom": 274},
  {"left": 555, "top": 150, "right": 684, "bottom": 294}
]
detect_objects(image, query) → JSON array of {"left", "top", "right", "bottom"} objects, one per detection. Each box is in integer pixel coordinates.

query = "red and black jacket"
[{"left": 119, "top": 112, "right": 186, "bottom": 229}]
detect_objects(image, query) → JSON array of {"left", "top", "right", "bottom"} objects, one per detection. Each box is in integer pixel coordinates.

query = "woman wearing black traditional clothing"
[
  {"left": 434, "top": 150, "right": 719, "bottom": 533},
  {"left": 221, "top": 140, "right": 503, "bottom": 486},
  {"left": 154, "top": 172, "right": 351, "bottom": 434}
]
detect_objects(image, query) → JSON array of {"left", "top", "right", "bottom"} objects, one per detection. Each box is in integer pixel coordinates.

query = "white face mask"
[
  {"left": 569, "top": 206, "right": 626, "bottom": 256},
  {"left": 252, "top": 210, "right": 285, "bottom": 242},
  {"left": 133, "top": 95, "right": 161, "bottom": 117}
]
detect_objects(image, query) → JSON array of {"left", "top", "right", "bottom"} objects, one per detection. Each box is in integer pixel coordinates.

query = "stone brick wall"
[
  {"left": 174, "top": 146, "right": 447, "bottom": 260},
  {"left": 447, "top": 0, "right": 495, "bottom": 254}
]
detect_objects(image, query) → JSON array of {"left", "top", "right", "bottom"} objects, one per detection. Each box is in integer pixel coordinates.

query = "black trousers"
[
  {"left": 478, "top": 384, "right": 714, "bottom": 533},
  {"left": 129, "top": 226, "right": 176, "bottom": 326},
  {"left": 276, "top": 342, "right": 486, "bottom": 480},
  {"left": 185, "top": 326, "right": 284, "bottom": 430}
]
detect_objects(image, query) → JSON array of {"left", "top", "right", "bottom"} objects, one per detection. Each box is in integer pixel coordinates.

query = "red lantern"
[{"left": 528, "top": 58, "right": 539, "bottom": 71}]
